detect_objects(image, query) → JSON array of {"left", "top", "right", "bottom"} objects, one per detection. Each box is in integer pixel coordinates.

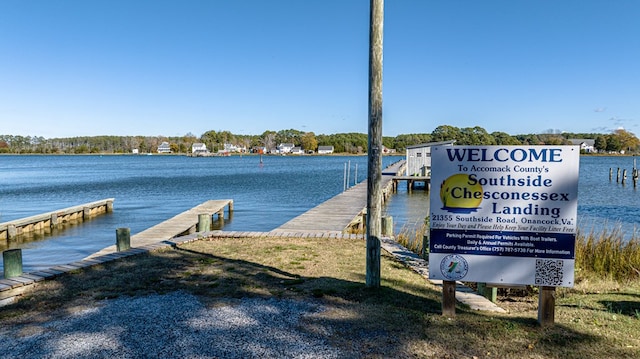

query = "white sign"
[{"left": 428, "top": 145, "right": 580, "bottom": 287}]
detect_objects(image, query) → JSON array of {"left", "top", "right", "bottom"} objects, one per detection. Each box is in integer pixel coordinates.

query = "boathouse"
[{"left": 405, "top": 140, "right": 456, "bottom": 176}]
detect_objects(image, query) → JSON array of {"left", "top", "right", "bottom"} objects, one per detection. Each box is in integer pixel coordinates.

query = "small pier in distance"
[
  {"left": 272, "top": 160, "right": 406, "bottom": 235},
  {"left": 0, "top": 199, "right": 115, "bottom": 240},
  {"left": 391, "top": 175, "right": 430, "bottom": 192},
  {"left": 86, "top": 199, "right": 233, "bottom": 259}
]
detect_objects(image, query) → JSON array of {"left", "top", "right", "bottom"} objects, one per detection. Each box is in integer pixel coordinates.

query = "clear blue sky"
[{"left": 1, "top": 1, "right": 639, "bottom": 138}]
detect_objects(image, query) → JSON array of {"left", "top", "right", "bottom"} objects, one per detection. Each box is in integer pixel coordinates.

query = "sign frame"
[{"left": 428, "top": 145, "right": 580, "bottom": 288}]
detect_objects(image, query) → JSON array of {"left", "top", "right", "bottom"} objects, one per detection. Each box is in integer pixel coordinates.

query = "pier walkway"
[
  {"left": 85, "top": 199, "right": 233, "bottom": 259},
  {"left": 272, "top": 160, "right": 406, "bottom": 235}
]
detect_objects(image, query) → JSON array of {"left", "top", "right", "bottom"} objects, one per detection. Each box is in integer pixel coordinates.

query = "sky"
[{"left": 1, "top": 0, "right": 639, "bottom": 139}]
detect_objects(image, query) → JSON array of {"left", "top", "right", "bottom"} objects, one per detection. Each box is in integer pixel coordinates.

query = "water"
[
  {"left": 575, "top": 156, "right": 640, "bottom": 236},
  {"left": 0, "top": 154, "right": 399, "bottom": 272},
  {"left": 1, "top": 155, "right": 639, "bottom": 273}
]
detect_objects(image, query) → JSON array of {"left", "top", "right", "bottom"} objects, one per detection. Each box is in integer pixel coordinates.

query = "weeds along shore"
[{"left": 396, "top": 222, "right": 640, "bottom": 284}]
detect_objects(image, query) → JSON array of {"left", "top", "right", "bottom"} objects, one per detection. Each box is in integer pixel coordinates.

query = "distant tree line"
[{"left": 1, "top": 125, "right": 638, "bottom": 154}]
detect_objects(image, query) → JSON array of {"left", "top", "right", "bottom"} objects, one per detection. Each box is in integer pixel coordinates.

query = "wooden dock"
[
  {"left": 85, "top": 199, "right": 233, "bottom": 259},
  {"left": 391, "top": 176, "right": 430, "bottom": 192},
  {"left": 0, "top": 199, "right": 115, "bottom": 240},
  {"left": 272, "top": 160, "right": 406, "bottom": 234}
]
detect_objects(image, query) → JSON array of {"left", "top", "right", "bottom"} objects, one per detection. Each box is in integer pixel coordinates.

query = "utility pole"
[{"left": 366, "top": 0, "right": 383, "bottom": 288}]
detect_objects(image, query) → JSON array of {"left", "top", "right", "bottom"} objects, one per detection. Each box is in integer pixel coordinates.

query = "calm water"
[
  {"left": 0, "top": 155, "right": 399, "bottom": 272},
  {"left": 1, "top": 154, "right": 638, "bottom": 273}
]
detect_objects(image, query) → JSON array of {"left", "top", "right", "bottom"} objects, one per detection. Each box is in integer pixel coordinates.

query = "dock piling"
[
  {"left": 3, "top": 249, "right": 23, "bottom": 279},
  {"left": 382, "top": 216, "right": 394, "bottom": 237},
  {"left": 198, "top": 213, "right": 211, "bottom": 232},
  {"left": 116, "top": 228, "right": 131, "bottom": 252}
]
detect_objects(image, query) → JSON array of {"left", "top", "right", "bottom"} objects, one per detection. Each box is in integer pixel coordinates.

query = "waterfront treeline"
[{"left": 1, "top": 125, "right": 638, "bottom": 154}]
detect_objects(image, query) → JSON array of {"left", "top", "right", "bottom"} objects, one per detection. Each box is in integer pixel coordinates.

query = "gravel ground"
[{"left": 0, "top": 292, "right": 344, "bottom": 358}]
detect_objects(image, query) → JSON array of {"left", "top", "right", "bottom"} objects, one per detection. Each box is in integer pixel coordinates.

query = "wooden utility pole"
[{"left": 366, "top": 0, "right": 384, "bottom": 288}]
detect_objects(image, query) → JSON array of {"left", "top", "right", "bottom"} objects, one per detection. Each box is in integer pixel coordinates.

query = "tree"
[
  {"left": 300, "top": 132, "right": 318, "bottom": 152},
  {"left": 261, "top": 131, "right": 277, "bottom": 152},
  {"left": 460, "top": 126, "right": 496, "bottom": 145},
  {"left": 594, "top": 135, "right": 607, "bottom": 152},
  {"left": 491, "top": 131, "right": 521, "bottom": 145},
  {"left": 605, "top": 134, "right": 622, "bottom": 152},
  {"left": 613, "top": 128, "right": 640, "bottom": 153},
  {"left": 431, "top": 125, "right": 461, "bottom": 143}
]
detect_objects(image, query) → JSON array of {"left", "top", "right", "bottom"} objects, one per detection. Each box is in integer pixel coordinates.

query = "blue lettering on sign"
[{"left": 446, "top": 148, "right": 563, "bottom": 163}]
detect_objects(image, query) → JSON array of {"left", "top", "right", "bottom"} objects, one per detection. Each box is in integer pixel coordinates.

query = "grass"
[{"left": 1, "top": 236, "right": 639, "bottom": 358}]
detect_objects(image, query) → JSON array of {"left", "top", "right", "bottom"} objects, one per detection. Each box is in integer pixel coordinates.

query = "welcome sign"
[{"left": 428, "top": 145, "right": 580, "bottom": 287}]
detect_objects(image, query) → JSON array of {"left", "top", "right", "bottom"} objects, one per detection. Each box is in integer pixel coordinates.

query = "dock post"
[
  {"left": 442, "top": 280, "right": 456, "bottom": 317},
  {"left": 107, "top": 200, "right": 114, "bottom": 212},
  {"left": 422, "top": 234, "right": 429, "bottom": 259},
  {"left": 609, "top": 168, "right": 612, "bottom": 181},
  {"left": 617, "top": 168, "right": 621, "bottom": 183},
  {"left": 538, "top": 286, "right": 556, "bottom": 327},
  {"left": 623, "top": 169, "right": 627, "bottom": 185},
  {"left": 50, "top": 213, "right": 58, "bottom": 227},
  {"left": 3, "top": 249, "right": 23, "bottom": 279},
  {"left": 381, "top": 216, "right": 394, "bottom": 237},
  {"left": 116, "top": 228, "right": 131, "bottom": 252},
  {"left": 198, "top": 213, "right": 211, "bottom": 232},
  {"left": 477, "top": 283, "right": 497, "bottom": 302},
  {"left": 83, "top": 206, "right": 91, "bottom": 220},
  {"left": 228, "top": 200, "right": 234, "bottom": 214},
  {"left": 7, "top": 225, "right": 17, "bottom": 240}
]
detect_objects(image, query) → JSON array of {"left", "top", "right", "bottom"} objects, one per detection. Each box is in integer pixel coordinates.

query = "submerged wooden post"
[
  {"left": 622, "top": 169, "right": 627, "bottom": 185},
  {"left": 365, "top": 0, "right": 384, "bottom": 288},
  {"left": 3, "top": 249, "right": 23, "bottom": 279},
  {"left": 538, "top": 286, "right": 556, "bottom": 326},
  {"left": 381, "top": 216, "right": 393, "bottom": 237},
  {"left": 116, "top": 227, "right": 131, "bottom": 252},
  {"left": 198, "top": 213, "right": 211, "bottom": 232},
  {"left": 442, "top": 280, "right": 456, "bottom": 317},
  {"left": 609, "top": 168, "right": 612, "bottom": 181},
  {"left": 617, "top": 168, "right": 621, "bottom": 183}
]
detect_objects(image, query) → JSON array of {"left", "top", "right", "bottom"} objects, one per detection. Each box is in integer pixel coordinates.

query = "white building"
[
  {"left": 191, "top": 143, "right": 209, "bottom": 156},
  {"left": 568, "top": 139, "right": 596, "bottom": 153},
  {"left": 318, "top": 145, "right": 334, "bottom": 154},
  {"left": 157, "top": 142, "right": 171, "bottom": 153},
  {"left": 277, "top": 143, "right": 295, "bottom": 154},
  {"left": 405, "top": 140, "right": 456, "bottom": 176}
]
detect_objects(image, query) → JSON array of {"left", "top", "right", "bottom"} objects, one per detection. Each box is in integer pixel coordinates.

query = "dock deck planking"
[
  {"left": 273, "top": 160, "right": 406, "bottom": 233},
  {"left": 85, "top": 199, "right": 232, "bottom": 259}
]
